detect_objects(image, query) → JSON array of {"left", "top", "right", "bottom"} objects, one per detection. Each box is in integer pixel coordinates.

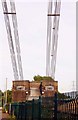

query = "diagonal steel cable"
[
  {"left": 10, "top": 0, "right": 24, "bottom": 80},
  {"left": 1, "top": 0, "right": 19, "bottom": 80}
]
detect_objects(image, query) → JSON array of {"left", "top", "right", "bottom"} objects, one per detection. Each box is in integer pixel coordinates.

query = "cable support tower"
[{"left": 46, "top": 0, "right": 61, "bottom": 79}]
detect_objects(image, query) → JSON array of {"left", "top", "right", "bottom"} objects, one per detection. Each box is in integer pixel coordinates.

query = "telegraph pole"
[
  {"left": 72, "top": 81, "right": 75, "bottom": 91},
  {"left": 5, "top": 78, "right": 7, "bottom": 103}
]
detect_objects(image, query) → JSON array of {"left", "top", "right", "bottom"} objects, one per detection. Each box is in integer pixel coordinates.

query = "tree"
[
  {"left": 42, "top": 76, "right": 54, "bottom": 81},
  {"left": 33, "top": 75, "right": 43, "bottom": 81},
  {"left": 4, "top": 90, "right": 12, "bottom": 103},
  {"left": 7, "top": 90, "right": 12, "bottom": 103},
  {"left": 0, "top": 90, "right": 3, "bottom": 107},
  {"left": 0, "top": 90, "right": 2, "bottom": 97},
  {"left": 57, "top": 92, "right": 69, "bottom": 99}
]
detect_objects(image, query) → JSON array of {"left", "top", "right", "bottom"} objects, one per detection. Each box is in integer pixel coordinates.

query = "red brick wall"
[
  {"left": 12, "top": 80, "right": 58, "bottom": 102},
  {"left": 12, "top": 90, "right": 26, "bottom": 102}
]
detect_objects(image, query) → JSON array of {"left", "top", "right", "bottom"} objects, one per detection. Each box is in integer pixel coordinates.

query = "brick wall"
[
  {"left": 12, "top": 80, "right": 58, "bottom": 102},
  {"left": 12, "top": 80, "right": 30, "bottom": 102},
  {"left": 12, "top": 90, "right": 26, "bottom": 102}
]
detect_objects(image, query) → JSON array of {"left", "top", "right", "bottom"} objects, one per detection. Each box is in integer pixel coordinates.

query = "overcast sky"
[{"left": 0, "top": 0, "right": 76, "bottom": 92}]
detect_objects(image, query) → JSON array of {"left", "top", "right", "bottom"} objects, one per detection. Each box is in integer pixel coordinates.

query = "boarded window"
[
  {"left": 16, "top": 86, "right": 25, "bottom": 90},
  {"left": 45, "top": 85, "right": 54, "bottom": 91}
]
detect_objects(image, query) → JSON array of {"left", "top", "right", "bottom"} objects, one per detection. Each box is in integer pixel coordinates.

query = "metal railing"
[{"left": 10, "top": 91, "right": 78, "bottom": 120}]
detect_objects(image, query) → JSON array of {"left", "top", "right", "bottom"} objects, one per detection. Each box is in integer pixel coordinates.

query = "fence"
[
  {"left": 55, "top": 91, "right": 78, "bottom": 120},
  {"left": 11, "top": 98, "right": 41, "bottom": 120},
  {"left": 11, "top": 91, "right": 78, "bottom": 120}
]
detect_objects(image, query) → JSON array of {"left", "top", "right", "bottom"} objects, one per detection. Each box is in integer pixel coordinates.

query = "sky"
[{"left": 0, "top": 0, "right": 76, "bottom": 92}]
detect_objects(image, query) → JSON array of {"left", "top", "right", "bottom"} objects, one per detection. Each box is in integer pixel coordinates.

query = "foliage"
[
  {"left": 0, "top": 90, "right": 2, "bottom": 96},
  {"left": 0, "top": 90, "right": 3, "bottom": 107},
  {"left": 58, "top": 92, "right": 69, "bottom": 99},
  {"left": 42, "top": 76, "right": 54, "bottom": 81},
  {"left": 33, "top": 75, "right": 54, "bottom": 81},
  {"left": 33, "top": 75, "right": 43, "bottom": 81},
  {"left": 7, "top": 90, "right": 12, "bottom": 103},
  {"left": 4, "top": 90, "right": 12, "bottom": 103},
  {"left": 0, "top": 90, "right": 3, "bottom": 99}
]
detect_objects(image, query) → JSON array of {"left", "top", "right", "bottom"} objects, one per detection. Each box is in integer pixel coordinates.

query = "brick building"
[{"left": 12, "top": 80, "right": 58, "bottom": 102}]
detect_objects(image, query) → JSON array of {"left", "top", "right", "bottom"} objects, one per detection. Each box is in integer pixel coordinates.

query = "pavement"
[
  {"left": 0, "top": 107, "right": 9, "bottom": 120},
  {"left": 0, "top": 107, "right": 2, "bottom": 120}
]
